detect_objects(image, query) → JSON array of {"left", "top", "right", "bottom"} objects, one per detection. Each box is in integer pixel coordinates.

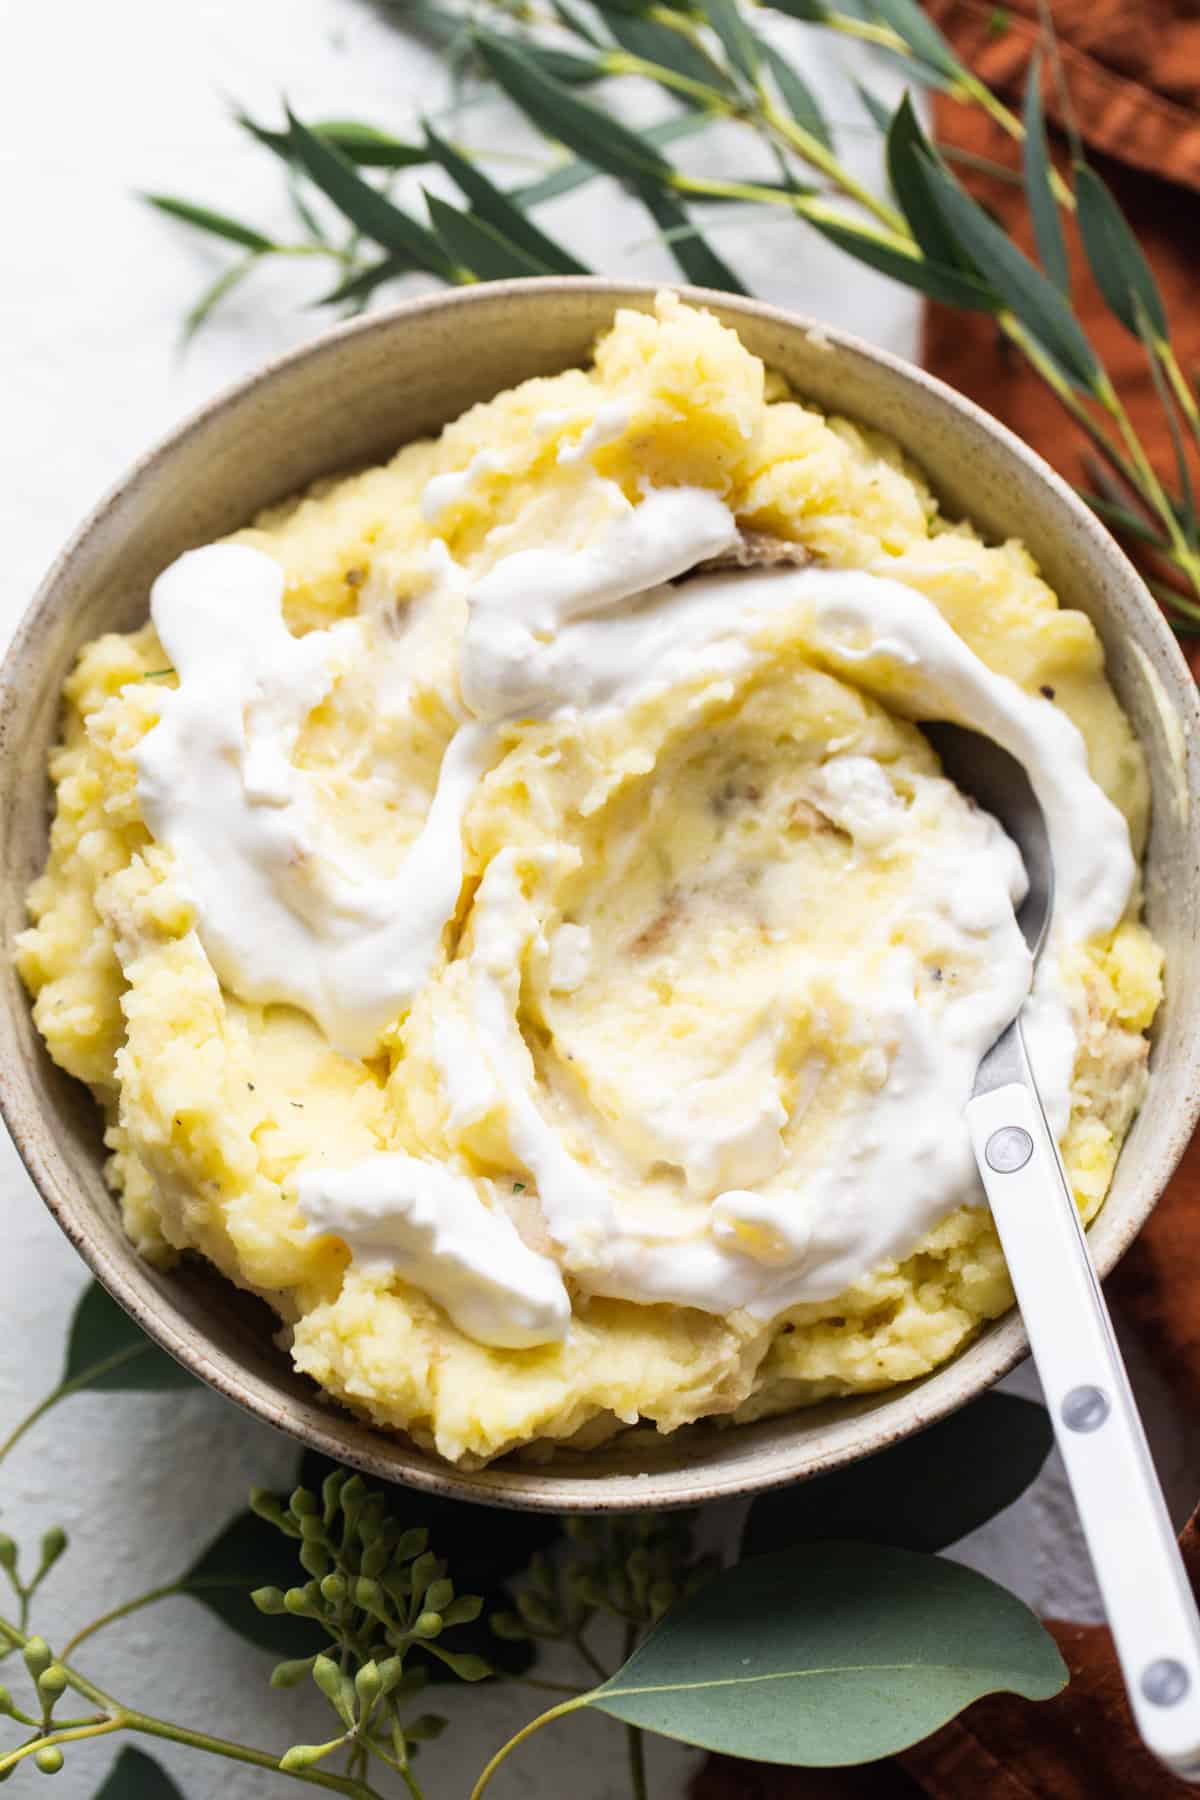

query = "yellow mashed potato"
[{"left": 19, "top": 295, "right": 1162, "bottom": 1465}]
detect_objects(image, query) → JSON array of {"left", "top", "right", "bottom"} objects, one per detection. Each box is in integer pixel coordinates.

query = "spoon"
[{"left": 927, "top": 723, "right": 1200, "bottom": 1783}]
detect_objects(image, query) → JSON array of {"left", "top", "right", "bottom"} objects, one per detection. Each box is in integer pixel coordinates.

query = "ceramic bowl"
[{"left": 3, "top": 280, "right": 1198, "bottom": 1512}]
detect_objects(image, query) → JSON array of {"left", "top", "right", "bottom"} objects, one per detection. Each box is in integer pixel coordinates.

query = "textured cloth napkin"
[{"left": 692, "top": 3, "right": 1200, "bottom": 1792}]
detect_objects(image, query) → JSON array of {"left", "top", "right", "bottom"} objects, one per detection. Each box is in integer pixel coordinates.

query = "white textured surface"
[{"left": 2, "top": 1, "right": 1196, "bottom": 1794}]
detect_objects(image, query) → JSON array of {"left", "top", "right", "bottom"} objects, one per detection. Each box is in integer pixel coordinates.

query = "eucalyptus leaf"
[
  {"left": 182, "top": 254, "right": 262, "bottom": 344},
  {"left": 806, "top": 212, "right": 997, "bottom": 310},
  {"left": 1022, "top": 56, "right": 1069, "bottom": 294},
  {"left": 759, "top": 38, "right": 833, "bottom": 150},
  {"left": 584, "top": 1543, "right": 1066, "bottom": 1764},
  {"left": 423, "top": 122, "right": 590, "bottom": 273},
  {"left": 92, "top": 1748, "right": 185, "bottom": 1800},
  {"left": 695, "top": 0, "right": 760, "bottom": 87},
  {"left": 855, "top": 82, "right": 893, "bottom": 135},
  {"left": 474, "top": 30, "right": 674, "bottom": 183},
  {"left": 521, "top": 41, "right": 609, "bottom": 85},
  {"left": 512, "top": 111, "right": 710, "bottom": 208},
  {"left": 1135, "top": 301, "right": 1196, "bottom": 540},
  {"left": 181, "top": 1509, "right": 325, "bottom": 1658},
  {"left": 62, "top": 1282, "right": 195, "bottom": 1394},
  {"left": 1074, "top": 160, "right": 1168, "bottom": 341},
  {"left": 551, "top": 0, "right": 608, "bottom": 47},
  {"left": 633, "top": 180, "right": 748, "bottom": 292},
  {"left": 238, "top": 113, "right": 429, "bottom": 170},
  {"left": 316, "top": 253, "right": 413, "bottom": 308},
  {"left": 867, "top": 0, "right": 964, "bottom": 82},
  {"left": 758, "top": 0, "right": 831, "bottom": 21},
  {"left": 742, "top": 1394, "right": 1054, "bottom": 1559},
  {"left": 426, "top": 190, "right": 553, "bottom": 279},
  {"left": 285, "top": 108, "right": 459, "bottom": 280},
  {"left": 885, "top": 93, "right": 967, "bottom": 270},
  {"left": 142, "top": 194, "right": 276, "bottom": 253},
  {"left": 919, "top": 153, "right": 1101, "bottom": 388},
  {"left": 606, "top": 9, "right": 723, "bottom": 98}
]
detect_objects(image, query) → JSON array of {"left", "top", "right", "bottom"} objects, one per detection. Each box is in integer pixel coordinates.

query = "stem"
[
  {"left": 1159, "top": 338, "right": 1200, "bottom": 451},
  {"left": 621, "top": 1622, "right": 647, "bottom": 1800},
  {"left": 0, "top": 1382, "right": 68, "bottom": 1466},
  {"left": 1100, "top": 375, "right": 1200, "bottom": 585},
  {"left": 759, "top": 98, "right": 905, "bottom": 231},
  {"left": 513, "top": 1674, "right": 588, "bottom": 1696},
  {"left": 469, "top": 1695, "right": 591, "bottom": 1800},
  {"left": 61, "top": 1582, "right": 184, "bottom": 1660},
  {"left": 0, "top": 1614, "right": 380, "bottom": 1797}
]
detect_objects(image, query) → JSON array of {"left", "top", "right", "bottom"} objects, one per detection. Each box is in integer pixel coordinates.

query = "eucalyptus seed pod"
[
  {"left": 354, "top": 1660, "right": 382, "bottom": 1707},
  {"left": 290, "top": 1487, "right": 318, "bottom": 1519},
  {"left": 251, "top": 1586, "right": 287, "bottom": 1615},
  {"left": 375, "top": 1655, "right": 405, "bottom": 1694},
  {"left": 357, "top": 1495, "right": 385, "bottom": 1540},
  {"left": 279, "top": 1742, "right": 339, "bottom": 1773},
  {"left": 321, "top": 1468, "right": 349, "bottom": 1524},
  {"left": 298, "top": 1540, "right": 331, "bottom": 1581},
  {"left": 528, "top": 1552, "right": 556, "bottom": 1596},
  {"left": 283, "top": 1584, "right": 320, "bottom": 1617},
  {"left": 339, "top": 1474, "right": 367, "bottom": 1534},
  {"left": 361, "top": 1539, "right": 388, "bottom": 1579},
  {"left": 269, "top": 1657, "right": 317, "bottom": 1689},
  {"left": 248, "top": 1489, "right": 293, "bottom": 1533},
  {"left": 516, "top": 1590, "right": 558, "bottom": 1633},
  {"left": 36, "top": 1529, "right": 67, "bottom": 1578},
  {"left": 489, "top": 1611, "right": 528, "bottom": 1642},
  {"left": 409, "top": 1551, "right": 441, "bottom": 1599},
  {"left": 411, "top": 1610, "right": 443, "bottom": 1639},
  {"left": 0, "top": 1537, "right": 16, "bottom": 1572},
  {"left": 393, "top": 1527, "right": 428, "bottom": 1563},
  {"left": 37, "top": 1665, "right": 67, "bottom": 1704},
  {"left": 311, "top": 1654, "right": 343, "bottom": 1704},
  {"left": 298, "top": 1511, "right": 326, "bottom": 1542},
  {"left": 33, "top": 1747, "right": 63, "bottom": 1776},
  {"left": 648, "top": 1580, "right": 676, "bottom": 1620},
  {"left": 22, "top": 1639, "right": 51, "bottom": 1682},
  {"left": 424, "top": 1578, "right": 454, "bottom": 1614},
  {"left": 574, "top": 1574, "right": 608, "bottom": 1611},
  {"left": 320, "top": 1572, "right": 347, "bottom": 1606},
  {"left": 404, "top": 1713, "right": 447, "bottom": 1743},
  {"left": 353, "top": 1575, "right": 386, "bottom": 1616},
  {"left": 442, "top": 1594, "right": 483, "bottom": 1627}
]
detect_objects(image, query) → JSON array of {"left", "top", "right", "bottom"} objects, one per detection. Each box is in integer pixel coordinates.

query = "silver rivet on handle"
[
  {"left": 1061, "top": 1385, "right": 1110, "bottom": 1433},
  {"left": 985, "top": 1125, "right": 1034, "bottom": 1172},
  {"left": 1142, "top": 1660, "right": 1190, "bottom": 1707}
]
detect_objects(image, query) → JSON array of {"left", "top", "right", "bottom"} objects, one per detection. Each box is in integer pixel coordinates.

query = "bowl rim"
[{"left": 4, "top": 275, "right": 1199, "bottom": 1512}]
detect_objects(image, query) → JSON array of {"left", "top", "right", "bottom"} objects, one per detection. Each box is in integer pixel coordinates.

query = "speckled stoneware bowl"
[{"left": 3, "top": 280, "right": 1198, "bottom": 1512}]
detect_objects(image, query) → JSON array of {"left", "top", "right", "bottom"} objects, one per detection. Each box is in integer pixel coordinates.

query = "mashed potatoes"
[{"left": 19, "top": 294, "right": 1162, "bottom": 1464}]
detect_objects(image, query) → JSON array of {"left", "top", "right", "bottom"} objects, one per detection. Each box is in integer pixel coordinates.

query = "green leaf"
[
  {"left": 633, "top": 180, "right": 747, "bottom": 292},
  {"left": 1074, "top": 160, "right": 1167, "bottom": 341},
  {"left": 856, "top": 82, "right": 893, "bottom": 135},
  {"left": 62, "top": 1282, "right": 195, "bottom": 1393},
  {"left": 474, "top": 30, "right": 674, "bottom": 183},
  {"left": 695, "top": 0, "right": 760, "bottom": 87},
  {"left": 1134, "top": 301, "right": 1196, "bottom": 541},
  {"left": 512, "top": 110, "right": 710, "bottom": 208},
  {"left": 606, "top": 9, "right": 723, "bottom": 97},
  {"left": 885, "top": 93, "right": 968, "bottom": 271},
  {"left": 181, "top": 1509, "right": 325, "bottom": 1658},
  {"left": 868, "top": 0, "right": 964, "bottom": 82},
  {"left": 92, "top": 1748, "right": 185, "bottom": 1800},
  {"left": 551, "top": 0, "right": 608, "bottom": 47},
  {"left": 285, "top": 109, "right": 458, "bottom": 280},
  {"left": 423, "top": 123, "right": 589, "bottom": 274},
  {"left": 758, "top": 0, "right": 832, "bottom": 21},
  {"left": 759, "top": 39, "right": 833, "bottom": 149},
  {"left": 142, "top": 193, "right": 276, "bottom": 252},
  {"left": 1022, "top": 57, "right": 1069, "bottom": 294},
  {"left": 307, "top": 119, "right": 429, "bottom": 168},
  {"left": 585, "top": 1543, "right": 1067, "bottom": 1764},
  {"left": 181, "top": 254, "right": 262, "bottom": 344},
  {"left": 919, "top": 153, "right": 1101, "bottom": 388},
  {"left": 806, "top": 211, "right": 997, "bottom": 310},
  {"left": 316, "top": 254, "right": 413, "bottom": 309},
  {"left": 742, "top": 1394, "right": 1054, "bottom": 1559},
  {"left": 521, "top": 41, "right": 609, "bottom": 85},
  {"left": 425, "top": 191, "right": 552, "bottom": 279}
]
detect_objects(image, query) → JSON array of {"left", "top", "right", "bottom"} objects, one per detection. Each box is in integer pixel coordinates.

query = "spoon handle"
[{"left": 966, "top": 1074, "right": 1200, "bottom": 1781}]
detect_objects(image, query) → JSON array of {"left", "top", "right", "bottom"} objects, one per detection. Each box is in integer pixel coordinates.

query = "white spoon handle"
[{"left": 966, "top": 1077, "right": 1200, "bottom": 1780}]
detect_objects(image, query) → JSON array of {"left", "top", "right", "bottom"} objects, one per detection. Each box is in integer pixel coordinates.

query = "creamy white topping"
[
  {"left": 135, "top": 544, "right": 494, "bottom": 1058},
  {"left": 134, "top": 486, "right": 1138, "bottom": 1348},
  {"left": 294, "top": 1155, "right": 569, "bottom": 1348}
]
